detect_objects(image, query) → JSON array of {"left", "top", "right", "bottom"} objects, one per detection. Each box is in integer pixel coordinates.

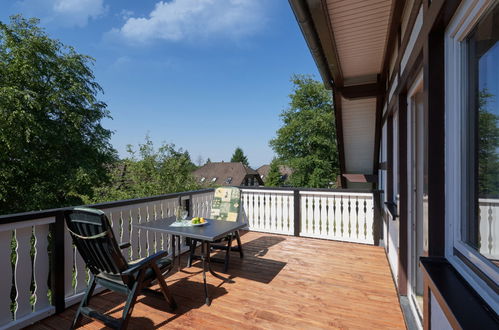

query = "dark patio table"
[{"left": 134, "top": 216, "right": 246, "bottom": 305}]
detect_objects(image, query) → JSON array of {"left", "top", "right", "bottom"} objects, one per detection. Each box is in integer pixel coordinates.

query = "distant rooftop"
[
  {"left": 193, "top": 162, "right": 263, "bottom": 187},
  {"left": 257, "top": 164, "right": 293, "bottom": 182}
]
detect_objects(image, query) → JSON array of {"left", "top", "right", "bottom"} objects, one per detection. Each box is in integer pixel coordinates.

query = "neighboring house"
[
  {"left": 256, "top": 165, "right": 293, "bottom": 184},
  {"left": 290, "top": 0, "right": 498, "bottom": 329},
  {"left": 193, "top": 162, "right": 263, "bottom": 187}
]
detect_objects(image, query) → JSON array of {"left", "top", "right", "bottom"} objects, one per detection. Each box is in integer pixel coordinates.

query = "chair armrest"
[
  {"left": 119, "top": 242, "right": 131, "bottom": 249},
  {"left": 122, "top": 251, "right": 169, "bottom": 275}
]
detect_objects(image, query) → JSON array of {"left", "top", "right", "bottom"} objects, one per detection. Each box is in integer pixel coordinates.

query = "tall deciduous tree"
[
  {"left": 0, "top": 15, "right": 116, "bottom": 214},
  {"left": 231, "top": 147, "right": 249, "bottom": 166},
  {"left": 269, "top": 74, "right": 339, "bottom": 188}
]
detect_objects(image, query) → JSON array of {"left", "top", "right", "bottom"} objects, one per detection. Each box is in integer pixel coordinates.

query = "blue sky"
[{"left": 1, "top": 0, "right": 320, "bottom": 168}]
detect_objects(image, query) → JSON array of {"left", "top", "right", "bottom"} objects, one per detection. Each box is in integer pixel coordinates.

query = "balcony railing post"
[
  {"left": 51, "top": 211, "right": 66, "bottom": 313},
  {"left": 294, "top": 189, "right": 300, "bottom": 236}
]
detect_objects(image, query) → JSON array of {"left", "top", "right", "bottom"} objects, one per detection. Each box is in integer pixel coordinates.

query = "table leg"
[
  {"left": 205, "top": 242, "right": 234, "bottom": 283},
  {"left": 201, "top": 241, "right": 211, "bottom": 306},
  {"left": 171, "top": 234, "right": 176, "bottom": 263},
  {"left": 177, "top": 235, "right": 181, "bottom": 271}
]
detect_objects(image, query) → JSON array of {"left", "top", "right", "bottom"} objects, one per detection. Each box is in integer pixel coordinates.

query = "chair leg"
[
  {"left": 119, "top": 271, "right": 145, "bottom": 330},
  {"left": 152, "top": 263, "right": 177, "bottom": 309},
  {"left": 71, "top": 275, "right": 97, "bottom": 330},
  {"left": 224, "top": 234, "right": 233, "bottom": 273},
  {"left": 187, "top": 239, "right": 197, "bottom": 268},
  {"left": 235, "top": 231, "right": 244, "bottom": 258}
]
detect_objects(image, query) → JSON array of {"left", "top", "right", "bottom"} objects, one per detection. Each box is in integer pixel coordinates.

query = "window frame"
[{"left": 445, "top": 0, "right": 499, "bottom": 312}]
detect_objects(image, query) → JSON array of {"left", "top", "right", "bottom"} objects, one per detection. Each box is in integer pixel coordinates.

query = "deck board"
[{"left": 28, "top": 231, "right": 406, "bottom": 329}]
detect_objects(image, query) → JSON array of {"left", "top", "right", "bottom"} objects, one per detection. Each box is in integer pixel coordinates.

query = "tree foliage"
[
  {"left": 0, "top": 15, "right": 116, "bottom": 214},
  {"left": 478, "top": 89, "right": 499, "bottom": 196},
  {"left": 230, "top": 147, "right": 249, "bottom": 166},
  {"left": 265, "top": 158, "right": 284, "bottom": 187},
  {"left": 89, "top": 137, "right": 199, "bottom": 203},
  {"left": 269, "top": 74, "right": 339, "bottom": 188}
]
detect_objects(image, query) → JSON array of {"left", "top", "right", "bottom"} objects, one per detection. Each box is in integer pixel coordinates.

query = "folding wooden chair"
[{"left": 64, "top": 207, "right": 177, "bottom": 330}]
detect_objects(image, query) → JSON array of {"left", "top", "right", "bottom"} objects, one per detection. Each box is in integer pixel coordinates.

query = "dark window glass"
[{"left": 466, "top": 4, "right": 499, "bottom": 266}]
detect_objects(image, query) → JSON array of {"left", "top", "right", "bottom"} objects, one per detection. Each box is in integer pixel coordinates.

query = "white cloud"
[
  {"left": 16, "top": 0, "right": 107, "bottom": 27},
  {"left": 118, "top": 9, "right": 135, "bottom": 20},
  {"left": 109, "top": 0, "right": 267, "bottom": 44}
]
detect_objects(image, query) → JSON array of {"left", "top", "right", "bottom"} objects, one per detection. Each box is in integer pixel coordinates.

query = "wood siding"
[{"left": 326, "top": 0, "right": 392, "bottom": 82}]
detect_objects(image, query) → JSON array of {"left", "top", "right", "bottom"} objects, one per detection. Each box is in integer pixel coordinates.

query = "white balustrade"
[
  {"left": 191, "top": 192, "right": 214, "bottom": 218},
  {"left": 241, "top": 189, "right": 295, "bottom": 235},
  {"left": 478, "top": 198, "right": 499, "bottom": 260},
  {"left": 0, "top": 218, "right": 55, "bottom": 329},
  {"left": 299, "top": 191, "right": 375, "bottom": 244}
]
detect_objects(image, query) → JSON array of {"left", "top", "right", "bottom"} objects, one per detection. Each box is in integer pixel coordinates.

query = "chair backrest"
[
  {"left": 210, "top": 187, "right": 241, "bottom": 221},
  {"left": 64, "top": 207, "right": 128, "bottom": 277}
]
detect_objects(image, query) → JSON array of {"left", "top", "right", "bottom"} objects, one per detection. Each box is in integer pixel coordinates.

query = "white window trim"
[
  {"left": 406, "top": 70, "right": 424, "bottom": 329},
  {"left": 445, "top": 0, "right": 499, "bottom": 312}
]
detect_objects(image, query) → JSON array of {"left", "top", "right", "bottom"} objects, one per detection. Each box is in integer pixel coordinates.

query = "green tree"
[
  {"left": 0, "top": 15, "right": 116, "bottom": 214},
  {"left": 265, "top": 158, "right": 284, "bottom": 186},
  {"left": 231, "top": 147, "right": 249, "bottom": 166},
  {"left": 478, "top": 89, "right": 499, "bottom": 196},
  {"left": 90, "top": 137, "right": 199, "bottom": 203},
  {"left": 269, "top": 74, "right": 339, "bottom": 188}
]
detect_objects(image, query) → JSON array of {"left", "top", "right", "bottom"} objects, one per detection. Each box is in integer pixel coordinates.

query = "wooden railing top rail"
[
  {"left": 0, "top": 188, "right": 215, "bottom": 224},
  {"left": 239, "top": 186, "right": 374, "bottom": 194}
]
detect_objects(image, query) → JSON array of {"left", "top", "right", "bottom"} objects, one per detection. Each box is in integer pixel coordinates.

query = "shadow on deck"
[{"left": 28, "top": 231, "right": 406, "bottom": 329}]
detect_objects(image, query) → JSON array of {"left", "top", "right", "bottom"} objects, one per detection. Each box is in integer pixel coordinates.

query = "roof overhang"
[{"left": 289, "top": 0, "right": 396, "bottom": 187}]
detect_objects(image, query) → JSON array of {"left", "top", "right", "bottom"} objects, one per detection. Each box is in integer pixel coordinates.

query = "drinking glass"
[{"left": 175, "top": 206, "right": 183, "bottom": 222}]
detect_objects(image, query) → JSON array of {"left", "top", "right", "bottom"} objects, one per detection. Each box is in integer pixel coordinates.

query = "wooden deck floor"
[{"left": 29, "top": 231, "right": 406, "bottom": 329}]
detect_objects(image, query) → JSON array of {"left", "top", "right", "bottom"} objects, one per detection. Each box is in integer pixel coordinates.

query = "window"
[
  {"left": 445, "top": 0, "right": 498, "bottom": 311},
  {"left": 464, "top": 4, "right": 499, "bottom": 267},
  {"left": 200, "top": 177, "right": 206, "bottom": 183},
  {"left": 225, "top": 177, "right": 232, "bottom": 184},
  {"left": 211, "top": 177, "right": 217, "bottom": 182}
]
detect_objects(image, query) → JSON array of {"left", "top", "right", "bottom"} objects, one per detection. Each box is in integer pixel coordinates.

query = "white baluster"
[
  {"left": 33, "top": 224, "right": 50, "bottom": 311},
  {"left": 327, "top": 197, "right": 334, "bottom": 239},
  {"left": 0, "top": 229, "right": 13, "bottom": 326},
  {"left": 269, "top": 194, "right": 276, "bottom": 232},
  {"left": 249, "top": 193, "right": 256, "bottom": 230},
  {"left": 313, "top": 195, "right": 321, "bottom": 236},
  {"left": 340, "top": 195, "right": 347, "bottom": 238},
  {"left": 276, "top": 194, "right": 283, "bottom": 233},
  {"left": 14, "top": 227, "right": 32, "bottom": 319},
  {"left": 74, "top": 246, "right": 87, "bottom": 294},
  {"left": 64, "top": 224, "right": 74, "bottom": 297},
  {"left": 121, "top": 209, "right": 131, "bottom": 261},
  {"left": 365, "top": 196, "right": 374, "bottom": 244},
  {"left": 320, "top": 196, "right": 328, "bottom": 237},
  {"left": 260, "top": 193, "right": 265, "bottom": 231},
  {"left": 301, "top": 194, "right": 307, "bottom": 236},
  {"left": 130, "top": 208, "right": 140, "bottom": 260},
  {"left": 138, "top": 206, "right": 148, "bottom": 258},
  {"left": 307, "top": 195, "right": 314, "bottom": 235}
]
